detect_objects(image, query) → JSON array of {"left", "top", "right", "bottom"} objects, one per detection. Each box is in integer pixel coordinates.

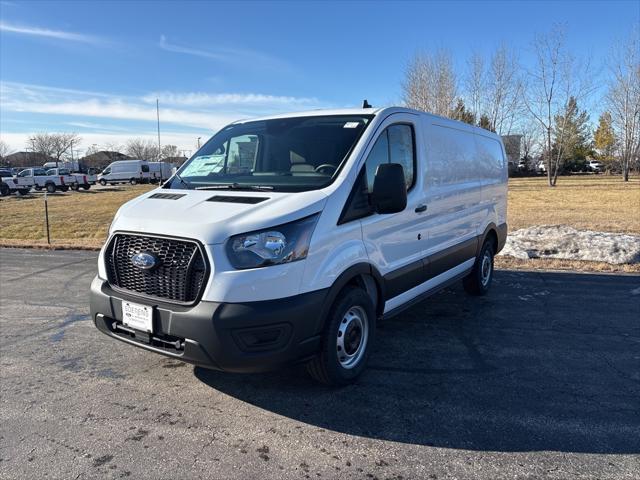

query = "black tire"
[
  {"left": 306, "top": 287, "right": 376, "bottom": 386},
  {"left": 0, "top": 183, "right": 10, "bottom": 196},
  {"left": 34, "top": 185, "right": 42, "bottom": 191},
  {"left": 463, "top": 239, "right": 495, "bottom": 296},
  {"left": 129, "top": 178, "right": 137, "bottom": 185},
  {"left": 46, "top": 183, "right": 56, "bottom": 194},
  {"left": 71, "top": 183, "right": 80, "bottom": 191},
  {"left": 60, "top": 186, "right": 69, "bottom": 192},
  {"left": 82, "top": 184, "right": 91, "bottom": 190},
  {"left": 99, "top": 179, "right": 107, "bottom": 186},
  {"left": 18, "top": 189, "right": 30, "bottom": 195}
]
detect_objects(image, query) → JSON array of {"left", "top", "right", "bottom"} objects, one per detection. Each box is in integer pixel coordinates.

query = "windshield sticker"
[
  {"left": 180, "top": 155, "right": 225, "bottom": 176},
  {"left": 343, "top": 122, "right": 360, "bottom": 128}
]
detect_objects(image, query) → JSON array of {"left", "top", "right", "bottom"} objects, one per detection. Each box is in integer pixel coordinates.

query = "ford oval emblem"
[{"left": 131, "top": 252, "right": 157, "bottom": 270}]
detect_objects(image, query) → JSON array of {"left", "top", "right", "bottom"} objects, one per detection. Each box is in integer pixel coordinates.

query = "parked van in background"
[
  {"left": 148, "top": 162, "right": 175, "bottom": 183},
  {"left": 98, "top": 160, "right": 150, "bottom": 185},
  {"left": 90, "top": 106, "right": 508, "bottom": 385}
]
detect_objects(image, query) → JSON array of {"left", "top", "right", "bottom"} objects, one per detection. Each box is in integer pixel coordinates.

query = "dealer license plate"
[{"left": 122, "top": 301, "right": 153, "bottom": 333}]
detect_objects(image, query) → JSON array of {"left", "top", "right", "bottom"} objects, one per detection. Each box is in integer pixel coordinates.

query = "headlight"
[{"left": 227, "top": 214, "right": 319, "bottom": 269}]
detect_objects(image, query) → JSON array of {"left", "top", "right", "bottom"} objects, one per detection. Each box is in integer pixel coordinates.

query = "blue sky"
[{"left": 1, "top": 0, "right": 637, "bottom": 155}]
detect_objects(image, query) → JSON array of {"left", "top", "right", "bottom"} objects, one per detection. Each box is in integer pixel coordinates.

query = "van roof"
[{"left": 230, "top": 106, "right": 501, "bottom": 138}]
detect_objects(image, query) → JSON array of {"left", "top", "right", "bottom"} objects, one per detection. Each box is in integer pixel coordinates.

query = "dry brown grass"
[
  {"left": 0, "top": 185, "right": 154, "bottom": 249},
  {"left": 507, "top": 175, "right": 640, "bottom": 234},
  {"left": 1, "top": 175, "right": 638, "bottom": 273}
]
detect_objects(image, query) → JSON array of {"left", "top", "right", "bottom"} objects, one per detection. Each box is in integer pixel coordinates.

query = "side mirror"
[{"left": 371, "top": 163, "right": 407, "bottom": 214}]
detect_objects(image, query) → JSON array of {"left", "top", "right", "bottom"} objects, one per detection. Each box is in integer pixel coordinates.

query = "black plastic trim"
[
  {"left": 207, "top": 195, "right": 269, "bottom": 204},
  {"left": 91, "top": 276, "right": 328, "bottom": 373},
  {"left": 383, "top": 236, "right": 479, "bottom": 302}
]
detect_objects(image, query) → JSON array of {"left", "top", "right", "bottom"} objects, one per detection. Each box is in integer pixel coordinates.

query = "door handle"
[{"left": 415, "top": 204, "right": 427, "bottom": 213}]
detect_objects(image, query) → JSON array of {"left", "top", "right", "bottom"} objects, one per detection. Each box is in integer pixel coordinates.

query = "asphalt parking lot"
[{"left": 1, "top": 248, "right": 639, "bottom": 479}]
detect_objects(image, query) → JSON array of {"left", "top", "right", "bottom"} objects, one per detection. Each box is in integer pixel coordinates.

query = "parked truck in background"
[
  {"left": 47, "top": 167, "right": 97, "bottom": 190},
  {"left": 0, "top": 169, "right": 33, "bottom": 196},
  {"left": 17, "top": 167, "right": 70, "bottom": 193}
]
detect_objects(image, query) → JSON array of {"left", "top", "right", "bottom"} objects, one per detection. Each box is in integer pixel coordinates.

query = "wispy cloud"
[
  {"left": 0, "top": 21, "right": 105, "bottom": 45},
  {"left": 158, "top": 35, "right": 293, "bottom": 72},
  {"left": 141, "top": 91, "right": 319, "bottom": 107},
  {"left": 0, "top": 81, "right": 328, "bottom": 151}
]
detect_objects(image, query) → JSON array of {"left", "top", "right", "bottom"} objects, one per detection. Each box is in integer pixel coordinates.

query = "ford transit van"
[
  {"left": 90, "top": 107, "right": 508, "bottom": 385},
  {"left": 98, "top": 160, "right": 150, "bottom": 185}
]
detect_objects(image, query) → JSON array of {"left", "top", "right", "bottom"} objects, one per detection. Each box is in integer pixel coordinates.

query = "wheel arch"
[
  {"left": 316, "top": 263, "right": 385, "bottom": 335},
  {"left": 477, "top": 222, "right": 507, "bottom": 256}
]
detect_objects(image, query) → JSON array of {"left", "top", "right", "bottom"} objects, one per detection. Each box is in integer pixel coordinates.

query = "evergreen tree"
[
  {"left": 478, "top": 114, "right": 495, "bottom": 132},
  {"left": 552, "top": 96, "right": 591, "bottom": 171},
  {"left": 452, "top": 98, "right": 476, "bottom": 125},
  {"left": 593, "top": 111, "right": 616, "bottom": 168}
]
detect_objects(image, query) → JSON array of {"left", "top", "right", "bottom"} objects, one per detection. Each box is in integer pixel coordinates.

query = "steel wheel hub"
[{"left": 336, "top": 306, "right": 369, "bottom": 369}]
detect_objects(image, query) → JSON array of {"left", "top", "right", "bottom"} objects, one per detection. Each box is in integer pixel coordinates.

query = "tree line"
[
  {"left": 0, "top": 136, "right": 186, "bottom": 169},
  {"left": 402, "top": 26, "right": 639, "bottom": 185}
]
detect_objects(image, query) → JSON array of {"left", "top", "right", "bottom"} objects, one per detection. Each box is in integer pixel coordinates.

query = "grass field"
[{"left": 1, "top": 176, "right": 638, "bottom": 271}]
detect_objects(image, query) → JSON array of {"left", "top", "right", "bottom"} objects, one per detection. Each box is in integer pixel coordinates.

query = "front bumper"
[{"left": 90, "top": 276, "right": 328, "bottom": 372}]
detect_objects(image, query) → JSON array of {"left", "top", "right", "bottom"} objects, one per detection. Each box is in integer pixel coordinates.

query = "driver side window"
[{"left": 364, "top": 124, "right": 415, "bottom": 192}]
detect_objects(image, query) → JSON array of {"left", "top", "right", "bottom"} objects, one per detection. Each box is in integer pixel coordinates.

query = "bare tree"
[
  {"left": 402, "top": 50, "right": 458, "bottom": 117},
  {"left": 487, "top": 45, "right": 523, "bottom": 135},
  {"left": 465, "top": 52, "right": 486, "bottom": 122},
  {"left": 28, "top": 133, "right": 80, "bottom": 167},
  {"left": 160, "top": 144, "right": 179, "bottom": 159},
  {"left": 606, "top": 29, "right": 640, "bottom": 181},
  {"left": 464, "top": 46, "right": 523, "bottom": 135},
  {"left": 125, "top": 138, "right": 159, "bottom": 161},
  {"left": 0, "top": 140, "right": 10, "bottom": 163},
  {"left": 523, "top": 26, "right": 593, "bottom": 186}
]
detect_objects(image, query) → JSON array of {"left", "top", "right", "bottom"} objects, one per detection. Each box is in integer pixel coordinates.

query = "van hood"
[{"left": 111, "top": 188, "right": 328, "bottom": 244}]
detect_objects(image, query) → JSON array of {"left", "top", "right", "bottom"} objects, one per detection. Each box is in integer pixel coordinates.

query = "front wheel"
[
  {"left": 463, "top": 239, "right": 495, "bottom": 296},
  {"left": 0, "top": 183, "right": 9, "bottom": 196},
  {"left": 82, "top": 184, "right": 91, "bottom": 190},
  {"left": 71, "top": 183, "right": 80, "bottom": 191},
  {"left": 46, "top": 183, "right": 56, "bottom": 194},
  {"left": 306, "top": 287, "right": 376, "bottom": 386},
  {"left": 129, "top": 178, "right": 137, "bottom": 185},
  {"left": 98, "top": 179, "right": 107, "bottom": 186}
]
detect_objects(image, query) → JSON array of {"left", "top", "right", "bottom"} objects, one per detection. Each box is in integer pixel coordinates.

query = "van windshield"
[{"left": 166, "top": 115, "right": 372, "bottom": 192}]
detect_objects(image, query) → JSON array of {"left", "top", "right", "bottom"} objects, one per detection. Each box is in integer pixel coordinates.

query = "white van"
[
  {"left": 98, "top": 160, "right": 150, "bottom": 185},
  {"left": 90, "top": 107, "right": 508, "bottom": 385},
  {"left": 148, "top": 161, "right": 175, "bottom": 183}
]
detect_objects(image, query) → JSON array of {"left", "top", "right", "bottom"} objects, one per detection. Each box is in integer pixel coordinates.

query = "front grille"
[{"left": 105, "top": 233, "right": 208, "bottom": 304}]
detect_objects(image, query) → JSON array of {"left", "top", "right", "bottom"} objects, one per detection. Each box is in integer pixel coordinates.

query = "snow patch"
[{"left": 498, "top": 225, "right": 640, "bottom": 265}]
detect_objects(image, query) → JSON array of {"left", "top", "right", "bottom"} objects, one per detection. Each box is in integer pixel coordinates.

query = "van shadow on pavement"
[{"left": 195, "top": 270, "right": 640, "bottom": 454}]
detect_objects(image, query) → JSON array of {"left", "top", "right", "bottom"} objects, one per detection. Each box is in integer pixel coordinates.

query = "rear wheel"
[
  {"left": 34, "top": 185, "right": 42, "bottom": 191},
  {"left": 46, "top": 183, "right": 56, "bottom": 194},
  {"left": 18, "top": 189, "right": 30, "bottom": 195},
  {"left": 99, "top": 179, "right": 107, "bottom": 186},
  {"left": 306, "top": 287, "right": 376, "bottom": 386},
  {"left": 82, "top": 184, "right": 91, "bottom": 190},
  {"left": 71, "top": 183, "right": 80, "bottom": 191},
  {"left": 463, "top": 239, "right": 495, "bottom": 296},
  {"left": 0, "top": 183, "right": 9, "bottom": 196},
  {"left": 129, "top": 178, "right": 137, "bottom": 185},
  {"left": 60, "top": 186, "right": 69, "bottom": 192}
]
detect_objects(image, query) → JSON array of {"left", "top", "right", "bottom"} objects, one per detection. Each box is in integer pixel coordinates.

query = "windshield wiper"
[
  {"left": 195, "top": 183, "right": 274, "bottom": 191},
  {"left": 169, "top": 171, "right": 191, "bottom": 189}
]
